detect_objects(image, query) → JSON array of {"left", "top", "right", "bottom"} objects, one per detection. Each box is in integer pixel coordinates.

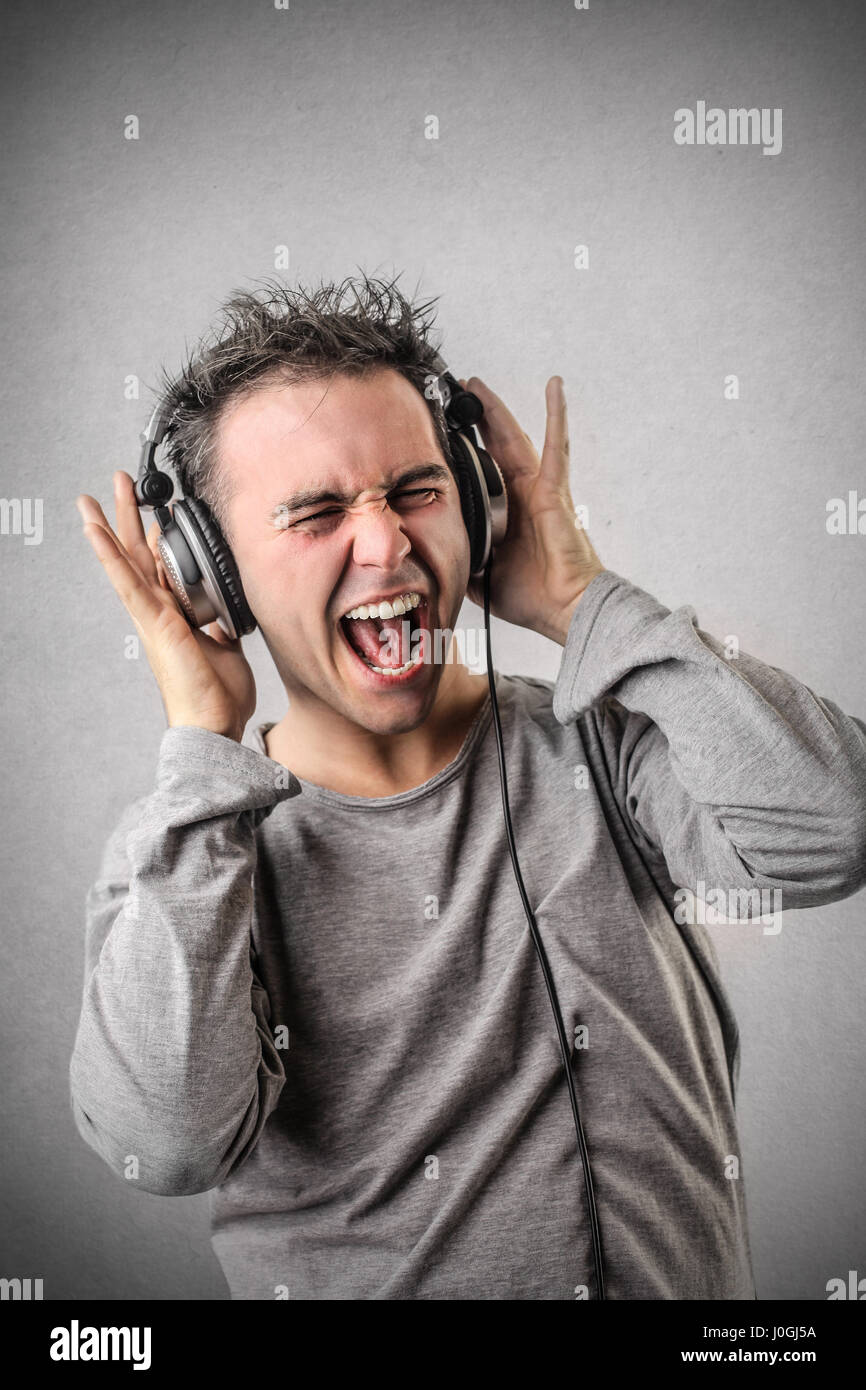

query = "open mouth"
[{"left": 338, "top": 591, "right": 430, "bottom": 681}]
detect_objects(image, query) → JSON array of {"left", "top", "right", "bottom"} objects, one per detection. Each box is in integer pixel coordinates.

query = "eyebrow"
[{"left": 269, "top": 462, "right": 452, "bottom": 521}]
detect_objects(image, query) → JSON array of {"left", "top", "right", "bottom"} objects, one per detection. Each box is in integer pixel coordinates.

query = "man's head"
[{"left": 156, "top": 275, "right": 473, "bottom": 734}]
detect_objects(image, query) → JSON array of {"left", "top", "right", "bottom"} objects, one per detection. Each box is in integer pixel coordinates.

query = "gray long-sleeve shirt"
[{"left": 69, "top": 570, "right": 866, "bottom": 1300}]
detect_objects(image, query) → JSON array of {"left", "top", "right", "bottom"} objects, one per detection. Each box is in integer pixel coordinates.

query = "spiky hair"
[{"left": 153, "top": 272, "right": 452, "bottom": 540}]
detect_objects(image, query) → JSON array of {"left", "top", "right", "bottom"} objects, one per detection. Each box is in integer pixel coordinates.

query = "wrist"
[
  {"left": 541, "top": 571, "right": 605, "bottom": 646},
  {"left": 167, "top": 714, "right": 244, "bottom": 743}
]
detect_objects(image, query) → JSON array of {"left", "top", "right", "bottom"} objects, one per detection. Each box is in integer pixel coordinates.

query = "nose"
[{"left": 345, "top": 496, "right": 412, "bottom": 569}]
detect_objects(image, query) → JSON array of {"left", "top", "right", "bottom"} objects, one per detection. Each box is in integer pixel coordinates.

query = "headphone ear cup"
[
  {"left": 155, "top": 526, "right": 202, "bottom": 628},
  {"left": 179, "top": 497, "right": 257, "bottom": 638},
  {"left": 447, "top": 431, "right": 487, "bottom": 575}
]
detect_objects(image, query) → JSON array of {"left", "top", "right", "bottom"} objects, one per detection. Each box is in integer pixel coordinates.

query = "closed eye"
[{"left": 287, "top": 488, "right": 440, "bottom": 529}]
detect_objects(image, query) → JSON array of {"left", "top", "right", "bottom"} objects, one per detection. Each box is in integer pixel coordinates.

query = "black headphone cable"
[{"left": 481, "top": 556, "right": 606, "bottom": 1301}]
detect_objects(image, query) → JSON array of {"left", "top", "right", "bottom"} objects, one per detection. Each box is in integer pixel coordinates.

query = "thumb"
[{"left": 539, "top": 376, "right": 572, "bottom": 491}]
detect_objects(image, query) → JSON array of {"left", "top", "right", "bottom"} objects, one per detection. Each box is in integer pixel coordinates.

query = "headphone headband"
[
  {"left": 135, "top": 364, "right": 482, "bottom": 507},
  {"left": 135, "top": 404, "right": 176, "bottom": 509},
  {"left": 424, "top": 355, "right": 485, "bottom": 432}
]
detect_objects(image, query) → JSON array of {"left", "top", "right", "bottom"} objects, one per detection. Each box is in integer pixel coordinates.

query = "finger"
[
  {"left": 145, "top": 520, "right": 172, "bottom": 591},
  {"left": 80, "top": 519, "right": 165, "bottom": 627},
  {"left": 539, "top": 376, "right": 572, "bottom": 492},
  {"left": 76, "top": 493, "right": 150, "bottom": 586},
  {"left": 464, "top": 376, "right": 538, "bottom": 479},
  {"left": 113, "top": 471, "right": 158, "bottom": 585},
  {"left": 205, "top": 619, "right": 238, "bottom": 647}
]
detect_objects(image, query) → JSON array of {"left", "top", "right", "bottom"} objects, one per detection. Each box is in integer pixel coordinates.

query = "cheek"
[
  {"left": 412, "top": 499, "right": 471, "bottom": 576},
  {"left": 444, "top": 511, "right": 472, "bottom": 601},
  {"left": 232, "top": 538, "right": 309, "bottom": 631}
]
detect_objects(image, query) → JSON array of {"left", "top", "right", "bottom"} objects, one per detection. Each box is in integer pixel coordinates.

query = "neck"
[{"left": 265, "top": 659, "right": 490, "bottom": 798}]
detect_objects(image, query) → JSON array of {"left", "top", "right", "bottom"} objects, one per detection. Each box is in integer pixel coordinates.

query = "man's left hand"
[{"left": 462, "top": 375, "right": 605, "bottom": 645}]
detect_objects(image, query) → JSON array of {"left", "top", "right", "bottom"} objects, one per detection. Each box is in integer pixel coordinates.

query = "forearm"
[
  {"left": 553, "top": 571, "right": 866, "bottom": 898},
  {"left": 70, "top": 727, "right": 302, "bottom": 1194}
]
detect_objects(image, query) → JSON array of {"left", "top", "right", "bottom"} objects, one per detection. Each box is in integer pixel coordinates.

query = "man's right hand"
[{"left": 77, "top": 471, "right": 257, "bottom": 743}]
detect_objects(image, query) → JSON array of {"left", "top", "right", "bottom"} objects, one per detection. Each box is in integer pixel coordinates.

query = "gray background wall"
[{"left": 1, "top": 0, "right": 864, "bottom": 1300}]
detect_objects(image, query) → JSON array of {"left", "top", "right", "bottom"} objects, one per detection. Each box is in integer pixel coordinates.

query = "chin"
[{"left": 340, "top": 678, "right": 442, "bottom": 736}]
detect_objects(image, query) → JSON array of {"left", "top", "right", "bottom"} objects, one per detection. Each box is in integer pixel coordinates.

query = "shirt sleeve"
[
  {"left": 552, "top": 570, "right": 866, "bottom": 911},
  {"left": 69, "top": 725, "right": 303, "bottom": 1196}
]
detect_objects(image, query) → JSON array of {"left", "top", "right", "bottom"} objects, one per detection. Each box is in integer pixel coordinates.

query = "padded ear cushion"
[
  {"left": 182, "top": 496, "right": 257, "bottom": 636},
  {"left": 447, "top": 430, "right": 486, "bottom": 574}
]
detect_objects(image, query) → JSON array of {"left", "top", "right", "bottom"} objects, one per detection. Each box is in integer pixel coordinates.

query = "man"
[{"left": 71, "top": 275, "right": 866, "bottom": 1300}]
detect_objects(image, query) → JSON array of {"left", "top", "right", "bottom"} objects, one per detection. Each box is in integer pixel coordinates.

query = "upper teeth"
[{"left": 343, "top": 591, "right": 423, "bottom": 621}]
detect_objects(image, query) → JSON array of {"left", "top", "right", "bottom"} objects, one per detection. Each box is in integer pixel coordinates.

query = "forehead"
[{"left": 216, "top": 368, "right": 442, "bottom": 497}]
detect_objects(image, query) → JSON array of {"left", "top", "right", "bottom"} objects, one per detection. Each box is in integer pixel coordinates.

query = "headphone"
[
  {"left": 134, "top": 358, "right": 509, "bottom": 640},
  {"left": 133, "top": 355, "right": 606, "bottom": 1299}
]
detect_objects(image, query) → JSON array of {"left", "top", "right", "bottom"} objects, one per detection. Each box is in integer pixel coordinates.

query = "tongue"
[{"left": 348, "top": 615, "right": 411, "bottom": 668}]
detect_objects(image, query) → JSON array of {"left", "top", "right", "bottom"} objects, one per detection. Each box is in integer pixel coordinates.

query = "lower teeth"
[{"left": 358, "top": 650, "right": 423, "bottom": 677}]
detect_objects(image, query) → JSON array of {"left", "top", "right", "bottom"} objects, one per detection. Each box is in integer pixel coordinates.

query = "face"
[{"left": 218, "top": 367, "right": 472, "bottom": 734}]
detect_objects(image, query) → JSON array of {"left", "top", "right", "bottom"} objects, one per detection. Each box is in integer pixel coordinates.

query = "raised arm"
[
  {"left": 553, "top": 570, "right": 866, "bottom": 910},
  {"left": 70, "top": 729, "right": 302, "bottom": 1194},
  {"left": 461, "top": 372, "right": 866, "bottom": 911},
  {"left": 71, "top": 471, "right": 302, "bottom": 1192}
]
